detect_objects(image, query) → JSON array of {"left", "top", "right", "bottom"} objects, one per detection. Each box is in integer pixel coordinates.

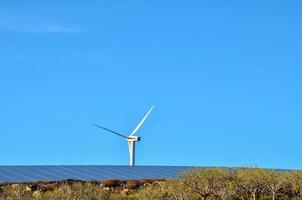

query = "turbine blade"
[
  {"left": 94, "top": 124, "right": 128, "bottom": 139},
  {"left": 130, "top": 106, "right": 154, "bottom": 136}
]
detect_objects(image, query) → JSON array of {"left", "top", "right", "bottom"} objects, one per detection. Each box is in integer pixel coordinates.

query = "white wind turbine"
[{"left": 94, "top": 106, "right": 154, "bottom": 166}]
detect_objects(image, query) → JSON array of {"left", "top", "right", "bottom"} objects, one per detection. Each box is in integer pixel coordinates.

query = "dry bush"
[
  {"left": 181, "top": 168, "right": 235, "bottom": 200},
  {"left": 37, "top": 184, "right": 72, "bottom": 200},
  {"left": 126, "top": 180, "right": 140, "bottom": 190},
  {"left": 135, "top": 181, "right": 171, "bottom": 200},
  {"left": 103, "top": 179, "right": 122, "bottom": 188},
  {"left": 289, "top": 171, "right": 302, "bottom": 197},
  {"left": 167, "top": 180, "right": 200, "bottom": 200},
  {"left": 70, "top": 182, "right": 110, "bottom": 200},
  {"left": 88, "top": 180, "right": 101, "bottom": 185},
  {"left": 0, "top": 168, "right": 302, "bottom": 200},
  {"left": 0, "top": 184, "right": 32, "bottom": 200},
  {"left": 37, "top": 182, "right": 110, "bottom": 200},
  {"left": 139, "top": 179, "right": 153, "bottom": 186},
  {"left": 262, "top": 170, "right": 291, "bottom": 200},
  {"left": 234, "top": 168, "right": 269, "bottom": 200}
]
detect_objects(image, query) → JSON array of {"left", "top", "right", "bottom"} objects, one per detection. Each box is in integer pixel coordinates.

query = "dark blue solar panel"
[{"left": 0, "top": 166, "right": 196, "bottom": 183}]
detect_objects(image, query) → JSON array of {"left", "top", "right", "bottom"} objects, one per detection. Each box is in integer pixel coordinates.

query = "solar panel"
[{"left": 0, "top": 166, "right": 195, "bottom": 183}]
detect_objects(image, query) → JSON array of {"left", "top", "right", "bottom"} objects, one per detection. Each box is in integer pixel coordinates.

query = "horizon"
[{"left": 0, "top": 1, "right": 301, "bottom": 169}]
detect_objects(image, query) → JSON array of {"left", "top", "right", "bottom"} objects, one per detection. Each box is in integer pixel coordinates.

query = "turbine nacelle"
[{"left": 127, "top": 135, "right": 141, "bottom": 142}]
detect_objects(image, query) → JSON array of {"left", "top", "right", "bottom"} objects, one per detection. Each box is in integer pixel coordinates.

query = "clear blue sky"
[{"left": 0, "top": 0, "right": 301, "bottom": 169}]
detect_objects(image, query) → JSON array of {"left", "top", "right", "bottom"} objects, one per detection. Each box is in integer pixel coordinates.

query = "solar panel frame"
[{"left": 0, "top": 165, "right": 195, "bottom": 183}]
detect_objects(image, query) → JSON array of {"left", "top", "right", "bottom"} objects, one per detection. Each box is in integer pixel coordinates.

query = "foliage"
[
  {"left": 103, "top": 179, "right": 122, "bottom": 188},
  {"left": 262, "top": 170, "right": 291, "bottom": 200},
  {"left": 288, "top": 171, "right": 302, "bottom": 197},
  {"left": 134, "top": 181, "right": 171, "bottom": 200},
  {"left": 234, "top": 168, "right": 268, "bottom": 200},
  {"left": 182, "top": 168, "right": 235, "bottom": 200},
  {"left": 0, "top": 184, "right": 32, "bottom": 200},
  {"left": 126, "top": 180, "right": 140, "bottom": 190},
  {"left": 0, "top": 168, "right": 302, "bottom": 200},
  {"left": 40, "top": 182, "right": 110, "bottom": 200}
]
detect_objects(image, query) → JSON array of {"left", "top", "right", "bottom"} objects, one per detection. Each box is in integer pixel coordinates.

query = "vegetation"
[{"left": 0, "top": 168, "right": 302, "bottom": 200}]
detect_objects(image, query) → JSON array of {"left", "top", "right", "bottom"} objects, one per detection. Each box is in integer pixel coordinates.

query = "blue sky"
[{"left": 0, "top": 0, "right": 301, "bottom": 169}]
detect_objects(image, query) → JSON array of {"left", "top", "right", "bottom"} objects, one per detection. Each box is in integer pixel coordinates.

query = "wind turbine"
[{"left": 94, "top": 106, "right": 154, "bottom": 166}]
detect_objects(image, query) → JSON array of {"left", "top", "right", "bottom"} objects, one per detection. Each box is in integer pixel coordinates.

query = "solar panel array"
[{"left": 0, "top": 166, "right": 195, "bottom": 183}]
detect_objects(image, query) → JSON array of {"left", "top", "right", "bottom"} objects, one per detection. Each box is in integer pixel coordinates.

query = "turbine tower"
[{"left": 94, "top": 106, "right": 154, "bottom": 166}]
